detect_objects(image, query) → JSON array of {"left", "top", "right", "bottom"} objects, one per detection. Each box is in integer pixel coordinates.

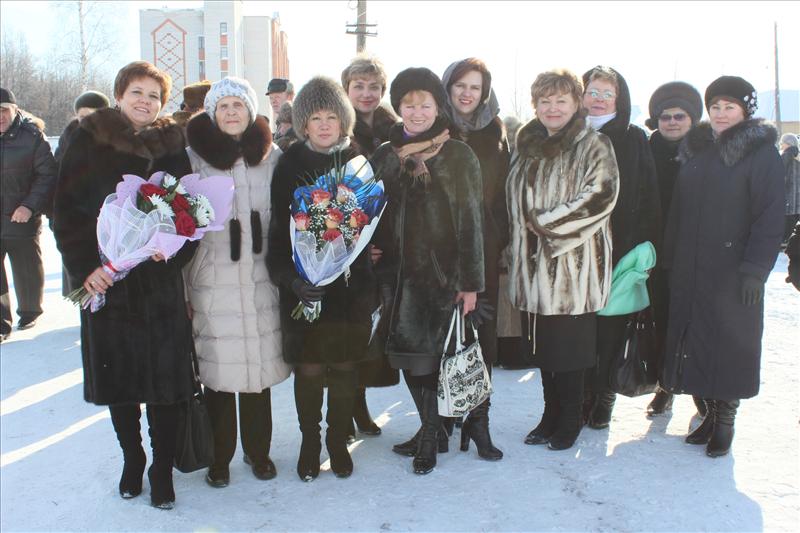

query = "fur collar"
[
  {"left": 186, "top": 113, "right": 272, "bottom": 170},
  {"left": 679, "top": 118, "right": 778, "bottom": 167},
  {"left": 516, "top": 111, "right": 589, "bottom": 160},
  {"left": 80, "top": 108, "right": 185, "bottom": 160}
]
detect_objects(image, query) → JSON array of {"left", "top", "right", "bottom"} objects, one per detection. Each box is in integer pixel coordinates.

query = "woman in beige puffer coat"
[{"left": 184, "top": 77, "right": 291, "bottom": 488}]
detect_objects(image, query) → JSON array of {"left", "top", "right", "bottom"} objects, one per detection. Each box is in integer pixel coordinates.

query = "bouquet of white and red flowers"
[
  {"left": 290, "top": 155, "right": 386, "bottom": 321},
  {"left": 67, "top": 171, "right": 234, "bottom": 312}
]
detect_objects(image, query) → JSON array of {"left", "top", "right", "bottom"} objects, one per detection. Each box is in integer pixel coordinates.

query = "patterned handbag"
[{"left": 437, "top": 307, "right": 492, "bottom": 417}]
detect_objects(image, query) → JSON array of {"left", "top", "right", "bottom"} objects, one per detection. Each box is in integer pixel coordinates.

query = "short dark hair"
[
  {"left": 446, "top": 58, "right": 491, "bottom": 102},
  {"left": 113, "top": 61, "right": 172, "bottom": 107}
]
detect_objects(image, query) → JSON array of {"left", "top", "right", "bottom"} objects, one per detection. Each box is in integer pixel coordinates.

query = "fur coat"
[
  {"left": 662, "top": 118, "right": 784, "bottom": 399},
  {"left": 185, "top": 113, "right": 291, "bottom": 393},
  {"left": 506, "top": 115, "right": 619, "bottom": 316},
  {"left": 53, "top": 108, "right": 195, "bottom": 405},
  {"left": 352, "top": 104, "right": 397, "bottom": 157}
]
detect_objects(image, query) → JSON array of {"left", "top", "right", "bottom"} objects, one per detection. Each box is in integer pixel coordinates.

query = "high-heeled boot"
[
  {"left": 686, "top": 399, "right": 715, "bottom": 444},
  {"left": 413, "top": 388, "right": 441, "bottom": 475},
  {"left": 146, "top": 404, "right": 179, "bottom": 510},
  {"left": 294, "top": 372, "right": 324, "bottom": 481},
  {"left": 707, "top": 400, "right": 738, "bottom": 457},
  {"left": 353, "top": 387, "right": 381, "bottom": 436},
  {"left": 326, "top": 367, "right": 357, "bottom": 478},
  {"left": 548, "top": 370, "right": 584, "bottom": 451},
  {"left": 460, "top": 398, "right": 503, "bottom": 460},
  {"left": 646, "top": 388, "right": 674, "bottom": 416},
  {"left": 588, "top": 390, "right": 616, "bottom": 429},
  {"left": 109, "top": 405, "right": 146, "bottom": 499},
  {"left": 525, "top": 371, "right": 560, "bottom": 445}
]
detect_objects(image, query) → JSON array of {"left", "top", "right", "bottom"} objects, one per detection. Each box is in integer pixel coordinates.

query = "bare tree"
[{"left": 54, "top": 0, "right": 118, "bottom": 89}]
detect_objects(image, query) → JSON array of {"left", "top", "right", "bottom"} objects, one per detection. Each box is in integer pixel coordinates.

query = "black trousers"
[
  {"left": 204, "top": 387, "right": 273, "bottom": 470},
  {"left": 1, "top": 236, "right": 44, "bottom": 332}
]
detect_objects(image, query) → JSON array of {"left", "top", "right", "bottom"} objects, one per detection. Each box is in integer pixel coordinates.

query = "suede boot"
[
  {"left": 353, "top": 387, "right": 381, "bottom": 436},
  {"left": 548, "top": 370, "right": 584, "bottom": 451},
  {"left": 588, "top": 391, "right": 616, "bottom": 429},
  {"left": 686, "top": 399, "right": 716, "bottom": 444},
  {"left": 460, "top": 398, "right": 503, "bottom": 460},
  {"left": 413, "top": 388, "right": 441, "bottom": 475},
  {"left": 294, "top": 372, "right": 324, "bottom": 481},
  {"left": 707, "top": 400, "right": 738, "bottom": 457},
  {"left": 647, "top": 388, "right": 674, "bottom": 416},
  {"left": 109, "top": 405, "right": 146, "bottom": 499},
  {"left": 146, "top": 404, "right": 179, "bottom": 510},
  {"left": 525, "top": 371, "right": 559, "bottom": 445},
  {"left": 326, "top": 367, "right": 358, "bottom": 478}
]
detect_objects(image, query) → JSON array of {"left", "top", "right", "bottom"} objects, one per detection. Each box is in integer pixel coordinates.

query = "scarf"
[
  {"left": 441, "top": 61, "right": 500, "bottom": 134},
  {"left": 305, "top": 136, "right": 351, "bottom": 154},
  {"left": 389, "top": 116, "right": 450, "bottom": 186},
  {"left": 588, "top": 112, "right": 617, "bottom": 131}
]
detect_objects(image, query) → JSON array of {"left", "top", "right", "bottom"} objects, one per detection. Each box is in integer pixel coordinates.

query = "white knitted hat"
[{"left": 204, "top": 76, "right": 258, "bottom": 124}]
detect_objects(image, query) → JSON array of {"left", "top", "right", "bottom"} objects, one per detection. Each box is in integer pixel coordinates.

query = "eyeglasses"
[
  {"left": 659, "top": 113, "right": 688, "bottom": 122},
  {"left": 587, "top": 90, "right": 616, "bottom": 100}
]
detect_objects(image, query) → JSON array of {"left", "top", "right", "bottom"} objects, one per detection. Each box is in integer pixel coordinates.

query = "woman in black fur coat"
[{"left": 52, "top": 61, "right": 195, "bottom": 510}]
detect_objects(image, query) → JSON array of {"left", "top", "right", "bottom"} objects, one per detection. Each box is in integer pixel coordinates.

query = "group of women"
[{"left": 51, "top": 55, "right": 785, "bottom": 509}]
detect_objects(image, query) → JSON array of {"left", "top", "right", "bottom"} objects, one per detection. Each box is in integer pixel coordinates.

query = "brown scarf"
[{"left": 389, "top": 117, "right": 450, "bottom": 185}]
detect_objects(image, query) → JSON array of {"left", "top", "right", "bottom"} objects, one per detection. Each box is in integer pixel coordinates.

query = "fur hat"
[
  {"left": 204, "top": 77, "right": 258, "bottom": 125},
  {"left": 645, "top": 82, "right": 702, "bottom": 130},
  {"left": 389, "top": 67, "right": 448, "bottom": 115},
  {"left": 73, "top": 90, "right": 109, "bottom": 113},
  {"left": 704, "top": 76, "right": 758, "bottom": 117},
  {"left": 183, "top": 80, "right": 211, "bottom": 112},
  {"left": 292, "top": 76, "right": 355, "bottom": 141}
]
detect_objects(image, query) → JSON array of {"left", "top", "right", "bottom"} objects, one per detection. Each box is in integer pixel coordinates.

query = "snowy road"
[{"left": 1, "top": 228, "right": 798, "bottom": 532}]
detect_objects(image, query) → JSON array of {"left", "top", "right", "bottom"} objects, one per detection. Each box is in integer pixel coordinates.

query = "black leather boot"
[
  {"left": 646, "top": 388, "right": 674, "bottom": 416},
  {"left": 109, "top": 405, "right": 146, "bottom": 499},
  {"left": 413, "top": 388, "right": 440, "bottom": 475},
  {"left": 686, "top": 400, "right": 715, "bottom": 444},
  {"left": 294, "top": 372, "right": 324, "bottom": 481},
  {"left": 588, "top": 391, "right": 616, "bottom": 429},
  {"left": 393, "top": 381, "right": 424, "bottom": 456},
  {"left": 353, "top": 387, "right": 381, "bottom": 436},
  {"left": 525, "top": 371, "right": 559, "bottom": 445},
  {"left": 326, "top": 367, "right": 357, "bottom": 478},
  {"left": 146, "top": 404, "right": 179, "bottom": 510},
  {"left": 548, "top": 370, "right": 584, "bottom": 451},
  {"left": 693, "top": 396, "right": 708, "bottom": 417},
  {"left": 707, "top": 400, "right": 738, "bottom": 457},
  {"left": 460, "top": 398, "right": 503, "bottom": 460}
]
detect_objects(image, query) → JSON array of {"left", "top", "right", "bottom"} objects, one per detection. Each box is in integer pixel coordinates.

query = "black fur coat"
[
  {"left": 662, "top": 118, "right": 784, "bottom": 399},
  {"left": 352, "top": 104, "right": 397, "bottom": 157},
  {"left": 53, "top": 108, "right": 196, "bottom": 405}
]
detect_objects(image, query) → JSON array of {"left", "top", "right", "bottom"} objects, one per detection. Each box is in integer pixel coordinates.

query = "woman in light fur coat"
[
  {"left": 506, "top": 69, "right": 619, "bottom": 451},
  {"left": 184, "top": 77, "right": 291, "bottom": 488}
]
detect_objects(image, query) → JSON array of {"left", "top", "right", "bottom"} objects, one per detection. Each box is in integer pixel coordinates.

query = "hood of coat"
[
  {"left": 679, "top": 118, "right": 778, "bottom": 167},
  {"left": 582, "top": 66, "right": 632, "bottom": 140},
  {"left": 80, "top": 107, "right": 185, "bottom": 161},
  {"left": 187, "top": 113, "right": 272, "bottom": 170},
  {"left": 515, "top": 111, "right": 589, "bottom": 160}
]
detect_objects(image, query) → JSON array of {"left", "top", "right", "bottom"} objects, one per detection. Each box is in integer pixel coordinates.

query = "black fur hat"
[
  {"left": 73, "top": 90, "right": 109, "bottom": 113},
  {"left": 646, "top": 81, "right": 702, "bottom": 130},
  {"left": 389, "top": 67, "right": 448, "bottom": 115},
  {"left": 704, "top": 76, "right": 758, "bottom": 117}
]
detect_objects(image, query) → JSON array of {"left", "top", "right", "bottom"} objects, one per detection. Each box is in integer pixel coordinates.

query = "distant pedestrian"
[
  {"left": 273, "top": 101, "right": 298, "bottom": 151},
  {"left": 171, "top": 80, "right": 211, "bottom": 129},
  {"left": 266, "top": 78, "right": 294, "bottom": 125},
  {"left": 779, "top": 133, "right": 800, "bottom": 244},
  {"left": 0, "top": 87, "right": 57, "bottom": 342}
]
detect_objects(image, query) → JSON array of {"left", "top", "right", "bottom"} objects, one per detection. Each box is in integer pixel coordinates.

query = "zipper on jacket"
[{"left": 430, "top": 250, "right": 448, "bottom": 288}]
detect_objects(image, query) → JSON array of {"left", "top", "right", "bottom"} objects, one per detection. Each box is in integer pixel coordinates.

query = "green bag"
[{"left": 598, "top": 241, "right": 656, "bottom": 317}]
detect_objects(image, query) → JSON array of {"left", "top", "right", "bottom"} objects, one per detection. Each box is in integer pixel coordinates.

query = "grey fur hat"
[{"left": 291, "top": 76, "right": 355, "bottom": 141}]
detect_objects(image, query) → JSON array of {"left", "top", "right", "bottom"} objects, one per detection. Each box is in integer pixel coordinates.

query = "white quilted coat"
[{"left": 184, "top": 145, "right": 291, "bottom": 393}]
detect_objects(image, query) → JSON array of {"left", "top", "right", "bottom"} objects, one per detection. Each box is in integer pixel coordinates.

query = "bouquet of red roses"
[{"left": 66, "top": 171, "right": 234, "bottom": 312}]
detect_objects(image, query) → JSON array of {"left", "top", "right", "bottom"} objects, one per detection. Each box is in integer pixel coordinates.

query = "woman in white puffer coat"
[{"left": 184, "top": 77, "right": 291, "bottom": 488}]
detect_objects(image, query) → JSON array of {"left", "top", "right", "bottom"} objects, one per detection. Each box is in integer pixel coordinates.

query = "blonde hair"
[
  {"left": 341, "top": 54, "right": 388, "bottom": 95},
  {"left": 530, "top": 69, "right": 583, "bottom": 105},
  {"left": 585, "top": 66, "right": 619, "bottom": 93}
]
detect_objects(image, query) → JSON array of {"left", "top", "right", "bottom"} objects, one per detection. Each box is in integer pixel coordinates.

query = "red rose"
[
  {"left": 170, "top": 193, "right": 190, "bottom": 212},
  {"left": 141, "top": 183, "right": 168, "bottom": 197},
  {"left": 310, "top": 189, "right": 331, "bottom": 207},
  {"left": 348, "top": 209, "right": 369, "bottom": 228},
  {"left": 325, "top": 207, "right": 344, "bottom": 229},
  {"left": 175, "top": 210, "right": 197, "bottom": 237},
  {"left": 293, "top": 212, "right": 310, "bottom": 231},
  {"left": 322, "top": 228, "right": 342, "bottom": 242}
]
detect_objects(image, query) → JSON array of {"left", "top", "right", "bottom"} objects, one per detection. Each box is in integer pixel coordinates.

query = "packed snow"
[{"left": 1, "top": 228, "right": 798, "bottom": 532}]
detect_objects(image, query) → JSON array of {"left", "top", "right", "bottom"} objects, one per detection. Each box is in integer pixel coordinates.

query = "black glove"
[
  {"left": 291, "top": 278, "right": 325, "bottom": 308},
  {"left": 786, "top": 261, "right": 800, "bottom": 292},
  {"left": 466, "top": 297, "right": 495, "bottom": 328},
  {"left": 740, "top": 274, "right": 764, "bottom": 306}
]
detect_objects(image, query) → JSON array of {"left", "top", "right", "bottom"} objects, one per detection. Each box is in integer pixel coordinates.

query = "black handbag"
[
  {"left": 609, "top": 309, "right": 659, "bottom": 397},
  {"left": 174, "top": 344, "right": 215, "bottom": 473}
]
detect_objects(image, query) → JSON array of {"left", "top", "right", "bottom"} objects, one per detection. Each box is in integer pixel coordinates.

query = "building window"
[
  {"left": 199, "top": 60, "right": 205, "bottom": 81},
  {"left": 220, "top": 22, "right": 227, "bottom": 35},
  {"left": 220, "top": 46, "right": 228, "bottom": 59},
  {"left": 221, "top": 59, "right": 228, "bottom": 71},
  {"left": 198, "top": 36, "right": 204, "bottom": 50}
]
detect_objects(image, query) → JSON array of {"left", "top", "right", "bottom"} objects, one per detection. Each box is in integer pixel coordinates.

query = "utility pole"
[
  {"left": 774, "top": 21, "right": 782, "bottom": 135},
  {"left": 346, "top": 0, "right": 377, "bottom": 53}
]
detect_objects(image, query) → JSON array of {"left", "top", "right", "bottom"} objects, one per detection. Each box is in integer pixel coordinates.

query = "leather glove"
[
  {"left": 740, "top": 274, "right": 764, "bottom": 306},
  {"left": 466, "top": 297, "right": 495, "bottom": 328},
  {"left": 786, "top": 261, "right": 800, "bottom": 292},
  {"left": 291, "top": 278, "right": 325, "bottom": 308}
]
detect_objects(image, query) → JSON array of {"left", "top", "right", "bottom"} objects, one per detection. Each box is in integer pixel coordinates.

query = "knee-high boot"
[
  {"left": 525, "top": 370, "right": 560, "bottom": 445},
  {"left": 588, "top": 390, "right": 617, "bottom": 429},
  {"left": 392, "top": 380, "right": 424, "bottom": 456},
  {"left": 548, "top": 370, "right": 584, "bottom": 451},
  {"left": 146, "top": 404, "right": 179, "bottom": 510},
  {"left": 294, "top": 372, "right": 324, "bottom": 481},
  {"left": 413, "top": 387, "right": 441, "bottom": 475},
  {"left": 460, "top": 397, "right": 503, "bottom": 460},
  {"left": 326, "top": 367, "right": 358, "bottom": 478},
  {"left": 686, "top": 399, "right": 715, "bottom": 445},
  {"left": 109, "top": 404, "right": 146, "bottom": 499},
  {"left": 707, "top": 400, "right": 738, "bottom": 457}
]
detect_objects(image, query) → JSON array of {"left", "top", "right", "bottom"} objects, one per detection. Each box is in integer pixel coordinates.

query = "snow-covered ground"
[{"left": 1, "top": 228, "right": 798, "bottom": 532}]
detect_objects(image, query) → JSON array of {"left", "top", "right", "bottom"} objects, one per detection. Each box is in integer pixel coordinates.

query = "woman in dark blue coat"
[{"left": 662, "top": 76, "right": 784, "bottom": 458}]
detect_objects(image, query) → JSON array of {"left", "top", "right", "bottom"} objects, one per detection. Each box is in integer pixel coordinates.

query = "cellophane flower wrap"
[
  {"left": 66, "top": 171, "right": 234, "bottom": 312},
  {"left": 290, "top": 155, "right": 386, "bottom": 321}
]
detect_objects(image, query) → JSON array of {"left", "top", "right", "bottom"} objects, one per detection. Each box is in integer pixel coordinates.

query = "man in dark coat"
[
  {"left": 0, "top": 88, "right": 58, "bottom": 340},
  {"left": 53, "top": 90, "right": 110, "bottom": 163}
]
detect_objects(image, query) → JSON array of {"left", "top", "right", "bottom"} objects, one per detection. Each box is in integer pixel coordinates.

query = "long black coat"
[
  {"left": 266, "top": 140, "right": 378, "bottom": 365},
  {"left": 371, "top": 139, "right": 485, "bottom": 374},
  {"left": 662, "top": 119, "right": 784, "bottom": 400},
  {"left": 53, "top": 108, "right": 196, "bottom": 406}
]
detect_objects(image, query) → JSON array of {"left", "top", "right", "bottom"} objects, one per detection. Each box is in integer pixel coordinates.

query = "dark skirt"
[{"left": 531, "top": 312, "right": 597, "bottom": 372}]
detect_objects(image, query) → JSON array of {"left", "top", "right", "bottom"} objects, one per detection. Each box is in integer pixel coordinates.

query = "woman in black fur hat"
[{"left": 662, "top": 75, "right": 784, "bottom": 457}]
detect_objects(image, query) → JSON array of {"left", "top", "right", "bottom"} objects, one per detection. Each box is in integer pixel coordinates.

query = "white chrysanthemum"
[
  {"left": 192, "top": 194, "right": 215, "bottom": 223},
  {"left": 162, "top": 174, "right": 177, "bottom": 188},
  {"left": 195, "top": 207, "right": 210, "bottom": 226},
  {"left": 175, "top": 183, "right": 187, "bottom": 195},
  {"left": 149, "top": 194, "right": 175, "bottom": 218}
]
